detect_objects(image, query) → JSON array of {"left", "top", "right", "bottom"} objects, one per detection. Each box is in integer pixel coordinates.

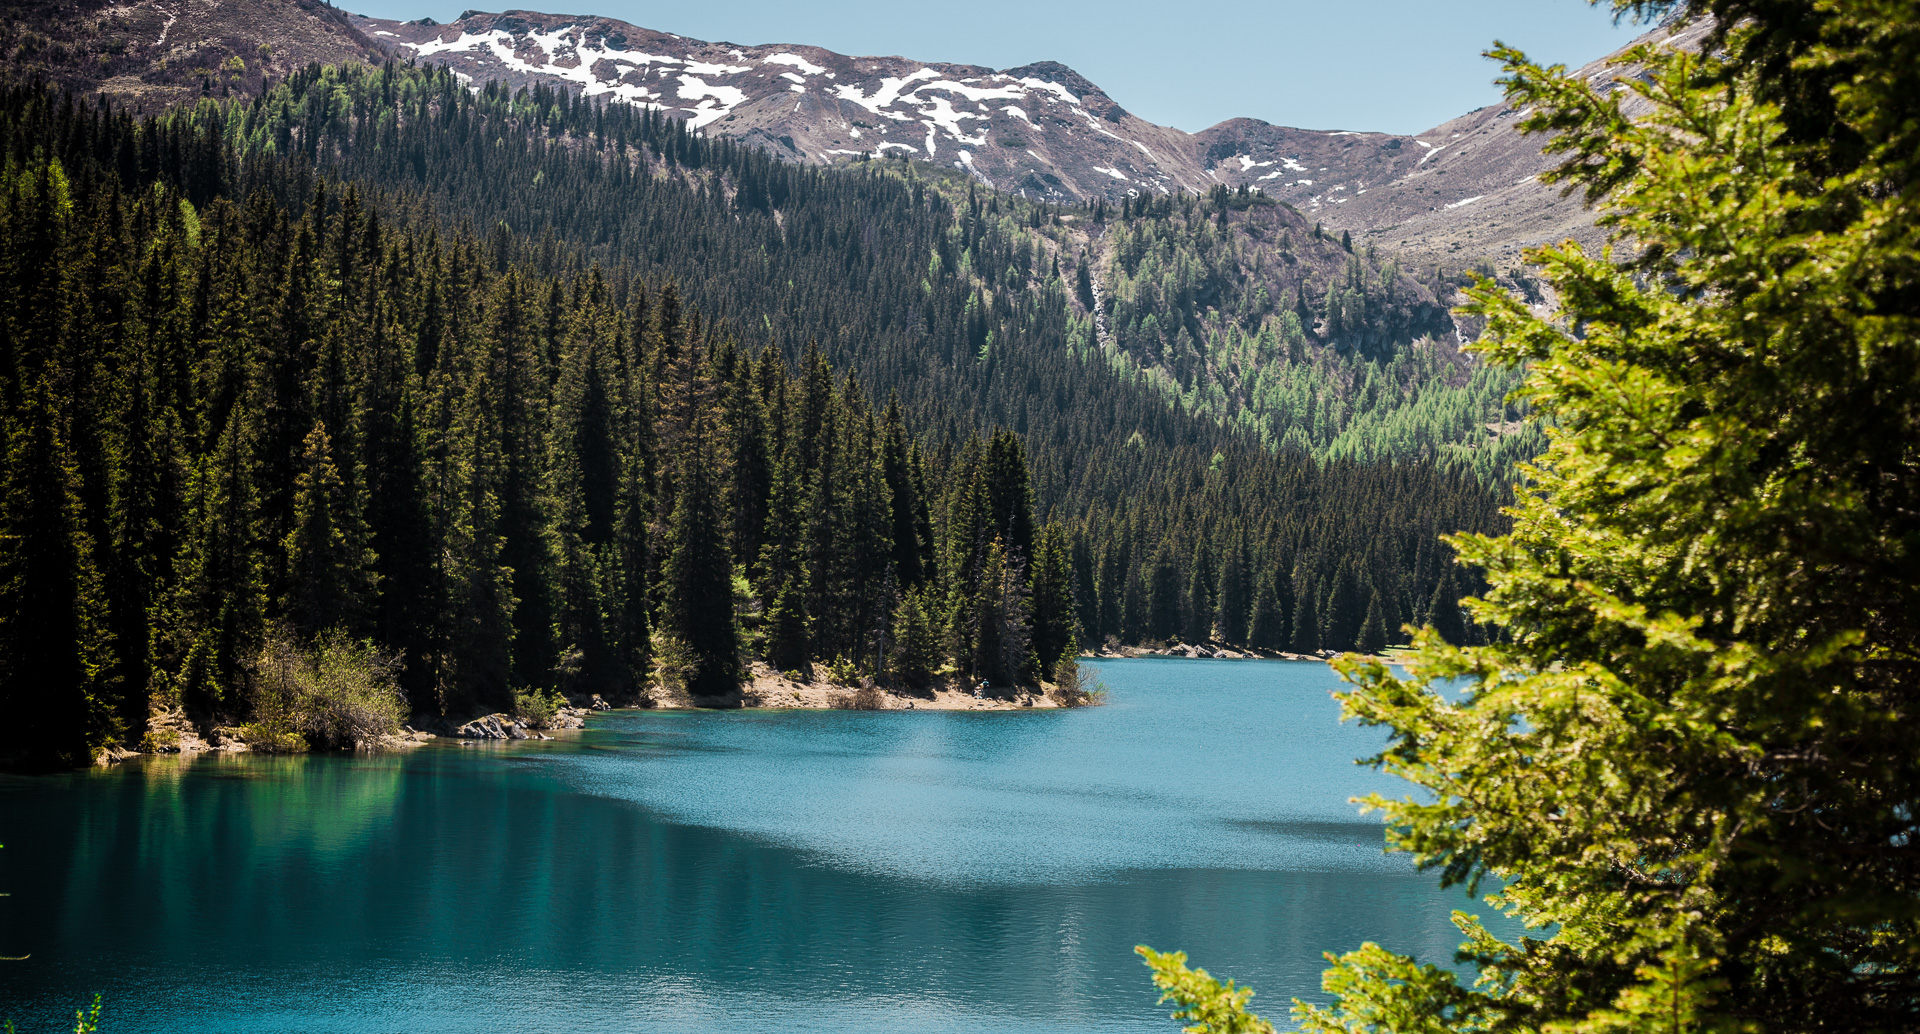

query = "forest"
[
  {"left": 1093, "top": 187, "right": 1548, "bottom": 481},
  {"left": 0, "top": 73, "right": 1505, "bottom": 769}
]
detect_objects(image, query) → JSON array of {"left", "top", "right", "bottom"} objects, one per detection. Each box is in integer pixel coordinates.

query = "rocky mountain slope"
[
  {"left": 351, "top": 10, "right": 1219, "bottom": 202},
  {"left": 350, "top": 9, "right": 1696, "bottom": 267},
  {"left": 0, "top": 0, "right": 380, "bottom": 110},
  {"left": 3, "top": 0, "right": 1689, "bottom": 270}
]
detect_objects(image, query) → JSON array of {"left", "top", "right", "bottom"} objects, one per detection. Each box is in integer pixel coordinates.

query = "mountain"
[
  {"left": 2, "top": 1, "right": 1686, "bottom": 271},
  {"left": 351, "top": 10, "right": 1218, "bottom": 202},
  {"left": 350, "top": 9, "right": 1696, "bottom": 267},
  {"left": 0, "top": 0, "right": 381, "bottom": 110}
]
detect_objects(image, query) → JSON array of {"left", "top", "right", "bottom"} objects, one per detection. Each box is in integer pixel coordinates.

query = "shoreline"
[{"left": 96, "top": 651, "right": 1380, "bottom": 766}]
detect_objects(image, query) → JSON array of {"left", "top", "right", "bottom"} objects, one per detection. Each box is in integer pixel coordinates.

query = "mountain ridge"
[
  {"left": 347, "top": 7, "right": 1699, "bottom": 266},
  {"left": 1, "top": 0, "right": 1691, "bottom": 269}
]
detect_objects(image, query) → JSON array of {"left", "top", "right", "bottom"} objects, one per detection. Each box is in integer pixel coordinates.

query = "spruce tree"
[
  {"left": 1288, "top": 570, "right": 1320, "bottom": 654},
  {"left": 1247, "top": 567, "right": 1284, "bottom": 650},
  {"left": 442, "top": 370, "right": 516, "bottom": 714},
  {"left": 1423, "top": 565, "right": 1465, "bottom": 646},
  {"left": 1029, "top": 523, "right": 1076, "bottom": 679},
  {"left": 1215, "top": 538, "right": 1250, "bottom": 646},
  {"left": 660, "top": 413, "right": 739, "bottom": 700},
  {"left": 889, "top": 589, "right": 938, "bottom": 689},
  {"left": 0, "top": 384, "right": 115, "bottom": 768},
  {"left": 1182, "top": 540, "right": 1215, "bottom": 645},
  {"left": 1156, "top": 3, "right": 1920, "bottom": 1027},
  {"left": 970, "top": 537, "right": 1008, "bottom": 685},
  {"left": 1147, "top": 547, "right": 1181, "bottom": 643},
  {"left": 284, "top": 422, "right": 369, "bottom": 636},
  {"left": 1356, "top": 587, "right": 1387, "bottom": 655},
  {"left": 763, "top": 573, "right": 811, "bottom": 677}
]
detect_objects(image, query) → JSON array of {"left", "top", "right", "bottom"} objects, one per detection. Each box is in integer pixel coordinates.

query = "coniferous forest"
[{"left": 0, "top": 72, "right": 1504, "bottom": 769}]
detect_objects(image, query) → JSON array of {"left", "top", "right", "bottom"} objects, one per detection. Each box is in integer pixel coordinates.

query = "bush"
[
  {"left": 513, "top": 687, "right": 564, "bottom": 729},
  {"left": 1047, "top": 644, "right": 1106, "bottom": 708},
  {"left": 245, "top": 630, "right": 406, "bottom": 750},
  {"left": 827, "top": 685, "right": 885, "bottom": 710},
  {"left": 649, "top": 629, "right": 695, "bottom": 702}
]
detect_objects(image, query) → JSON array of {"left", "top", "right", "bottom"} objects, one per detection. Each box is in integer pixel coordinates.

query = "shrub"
[
  {"left": 649, "top": 629, "right": 695, "bottom": 702},
  {"left": 1047, "top": 644, "right": 1106, "bottom": 707},
  {"left": 245, "top": 630, "right": 405, "bottom": 750},
  {"left": 826, "top": 686, "right": 883, "bottom": 710},
  {"left": 512, "top": 687, "right": 564, "bottom": 729}
]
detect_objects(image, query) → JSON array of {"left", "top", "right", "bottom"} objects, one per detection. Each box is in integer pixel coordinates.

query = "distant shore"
[{"left": 100, "top": 649, "right": 1384, "bottom": 765}]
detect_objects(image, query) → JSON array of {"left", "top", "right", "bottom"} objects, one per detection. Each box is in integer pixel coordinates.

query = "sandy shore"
[{"left": 723, "top": 665, "right": 1064, "bottom": 710}]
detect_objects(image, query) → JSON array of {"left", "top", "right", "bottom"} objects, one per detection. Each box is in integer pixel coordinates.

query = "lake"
[{"left": 0, "top": 659, "right": 1487, "bottom": 1033}]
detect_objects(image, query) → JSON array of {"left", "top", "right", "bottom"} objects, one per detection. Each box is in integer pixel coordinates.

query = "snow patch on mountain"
[{"left": 764, "top": 53, "right": 826, "bottom": 76}]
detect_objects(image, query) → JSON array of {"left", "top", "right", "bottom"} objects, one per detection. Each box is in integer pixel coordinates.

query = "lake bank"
[
  {"left": 3, "top": 659, "right": 1486, "bottom": 1034},
  {"left": 101, "top": 652, "right": 1390, "bottom": 766}
]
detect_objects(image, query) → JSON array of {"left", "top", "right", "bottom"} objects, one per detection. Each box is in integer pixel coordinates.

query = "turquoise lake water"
[{"left": 0, "top": 659, "right": 1487, "bottom": 1032}]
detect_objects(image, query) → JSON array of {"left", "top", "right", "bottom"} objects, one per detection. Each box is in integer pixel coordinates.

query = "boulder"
[{"left": 454, "top": 713, "right": 527, "bottom": 739}]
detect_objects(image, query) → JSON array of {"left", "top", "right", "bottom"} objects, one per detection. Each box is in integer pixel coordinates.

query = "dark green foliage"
[
  {"left": 764, "top": 574, "right": 812, "bottom": 678},
  {"left": 660, "top": 415, "right": 738, "bottom": 699},
  {"left": 283, "top": 422, "right": 368, "bottom": 636},
  {"left": 1423, "top": 566, "right": 1465, "bottom": 646},
  {"left": 1356, "top": 589, "right": 1387, "bottom": 655},
  {"left": 1028, "top": 523, "right": 1075, "bottom": 680},
  {"left": 1288, "top": 572, "right": 1320, "bottom": 654},
  {"left": 0, "top": 383, "right": 114, "bottom": 769},
  {"left": 0, "top": 77, "right": 1502, "bottom": 758},
  {"left": 889, "top": 589, "right": 938, "bottom": 689}
]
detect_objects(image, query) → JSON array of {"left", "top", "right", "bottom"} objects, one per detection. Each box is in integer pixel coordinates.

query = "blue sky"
[{"left": 343, "top": 0, "right": 1648, "bottom": 135}]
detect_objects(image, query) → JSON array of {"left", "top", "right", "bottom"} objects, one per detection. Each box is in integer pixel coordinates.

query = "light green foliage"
[
  {"left": 70, "top": 996, "right": 99, "bottom": 1034},
  {"left": 1136, "top": 947, "right": 1274, "bottom": 1034},
  {"left": 1093, "top": 202, "right": 1537, "bottom": 479},
  {"left": 648, "top": 629, "right": 696, "bottom": 700},
  {"left": 244, "top": 630, "right": 406, "bottom": 750},
  {"left": 4, "top": 994, "right": 103, "bottom": 1034},
  {"left": 1292, "top": 942, "right": 1478, "bottom": 1034},
  {"left": 512, "top": 687, "right": 564, "bottom": 729},
  {"left": 1156, "top": 0, "right": 1920, "bottom": 1029},
  {"left": 825, "top": 654, "right": 859, "bottom": 686}
]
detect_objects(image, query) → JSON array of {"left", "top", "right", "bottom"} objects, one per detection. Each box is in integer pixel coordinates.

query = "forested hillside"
[
  {"left": 0, "top": 72, "right": 1504, "bottom": 768},
  {"left": 1085, "top": 186, "right": 1548, "bottom": 481}
]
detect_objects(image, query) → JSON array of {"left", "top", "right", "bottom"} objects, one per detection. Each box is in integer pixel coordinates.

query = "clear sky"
[{"left": 341, "top": 0, "right": 1649, "bottom": 135}]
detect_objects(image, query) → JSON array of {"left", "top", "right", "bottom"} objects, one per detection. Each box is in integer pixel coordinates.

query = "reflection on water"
[{"left": 0, "top": 660, "right": 1483, "bottom": 1033}]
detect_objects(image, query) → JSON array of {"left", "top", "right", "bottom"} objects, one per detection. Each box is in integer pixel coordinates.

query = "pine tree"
[
  {"left": 660, "top": 412, "right": 739, "bottom": 699},
  {"left": 1320, "top": 563, "right": 1362, "bottom": 652},
  {"left": 889, "top": 588, "right": 938, "bottom": 689},
  {"left": 970, "top": 536, "right": 1009, "bottom": 685},
  {"left": 1423, "top": 566, "right": 1465, "bottom": 646},
  {"left": 1356, "top": 587, "right": 1387, "bottom": 655},
  {"left": 284, "top": 422, "right": 369, "bottom": 636},
  {"left": 1148, "top": 546, "right": 1181, "bottom": 643},
  {"left": 764, "top": 572, "right": 811, "bottom": 677},
  {"left": 1247, "top": 565, "right": 1284, "bottom": 650},
  {"left": 879, "top": 397, "right": 924, "bottom": 587},
  {"left": 1029, "top": 522, "right": 1076, "bottom": 679},
  {"left": 1215, "top": 538, "right": 1250, "bottom": 646},
  {"left": 1171, "top": 5, "right": 1920, "bottom": 1028},
  {"left": 170, "top": 410, "right": 264, "bottom": 717},
  {"left": 0, "top": 384, "right": 116, "bottom": 768},
  {"left": 1182, "top": 539, "right": 1215, "bottom": 645},
  {"left": 442, "top": 369, "right": 516, "bottom": 714},
  {"left": 1288, "top": 569, "right": 1320, "bottom": 654},
  {"left": 984, "top": 429, "right": 1035, "bottom": 562}
]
